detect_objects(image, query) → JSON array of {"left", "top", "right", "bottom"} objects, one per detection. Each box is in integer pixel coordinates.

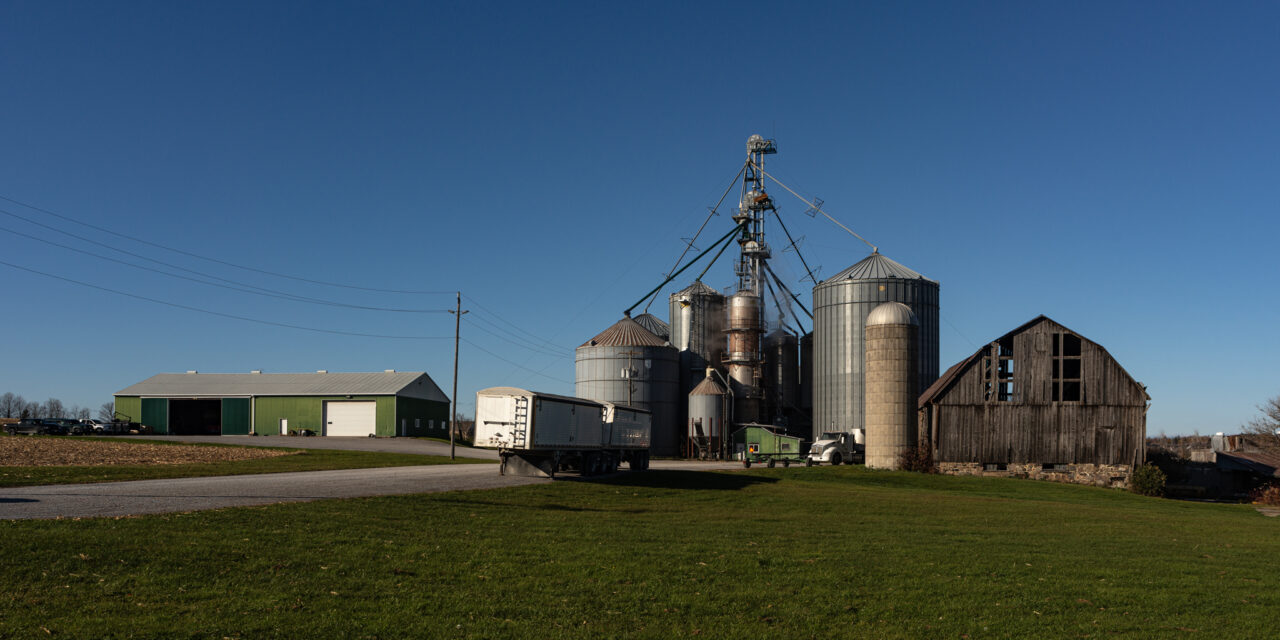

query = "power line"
[
  {"left": 0, "top": 193, "right": 456, "bottom": 294},
  {"left": 0, "top": 223, "right": 448, "bottom": 313},
  {"left": 463, "top": 294, "right": 573, "bottom": 353},
  {"left": 0, "top": 259, "right": 452, "bottom": 340},
  {"left": 465, "top": 313, "right": 574, "bottom": 359},
  {"left": 461, "top": 337, "right": 571, "bottom": 385}
]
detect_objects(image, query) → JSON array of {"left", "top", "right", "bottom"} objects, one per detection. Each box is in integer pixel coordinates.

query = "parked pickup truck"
[{"left": 806, "top": 430, "right": 864, "bottom": 466}]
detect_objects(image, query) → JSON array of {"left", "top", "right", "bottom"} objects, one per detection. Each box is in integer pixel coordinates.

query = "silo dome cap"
[{"left": 866, "top": 301, "right": 918, "bottom": 326}]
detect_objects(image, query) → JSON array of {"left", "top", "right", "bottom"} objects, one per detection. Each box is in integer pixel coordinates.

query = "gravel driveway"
[{"left": 0, "top": 459, "right": 745, "bottom": 520}]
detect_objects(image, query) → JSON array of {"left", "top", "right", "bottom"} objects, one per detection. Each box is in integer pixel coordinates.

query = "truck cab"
[{"left": 806, "top": 430, "right": 865, "bottom": 466}]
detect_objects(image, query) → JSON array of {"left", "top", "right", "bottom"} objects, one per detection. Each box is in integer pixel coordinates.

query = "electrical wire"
[
  {"left": 0, "top": 223, "right": 448, "bottom": 313},
  {"left": 460, "top": 338, "right": 571, "bottom": 385},
  {"left": 0, "top": 259, "right": 452, "bottom": 340},
  {"left": 0, "top": 206, "right": 454, "bottom": 312},
  {"left": 768, "top": 209, "right": 817, "bottom": 285},
  {"left": 465, "top": 313, "right": 573, "bottom": 358},
  {"left": 0, "top": 193, "right": 456, "bottom": 294},
  {"left": 463, "top": 295, "right": 573, "bottom": 353}
]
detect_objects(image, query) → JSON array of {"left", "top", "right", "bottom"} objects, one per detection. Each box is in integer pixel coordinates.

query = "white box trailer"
[{"left": 475, "top": 387, "right": 651, "bottom": 477}]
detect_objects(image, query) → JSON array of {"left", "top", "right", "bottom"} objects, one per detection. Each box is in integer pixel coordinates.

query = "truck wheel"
[
  {"left": 767, "top": 458, "right": 776, "bottom": 468},
  {"left": 830, "top": 452, "right": 842, "bottom": 466}
]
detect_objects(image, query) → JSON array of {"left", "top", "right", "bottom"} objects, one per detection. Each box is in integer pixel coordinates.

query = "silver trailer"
[{"left": 475, "top": 386, "right": 651, "bottom": 477}]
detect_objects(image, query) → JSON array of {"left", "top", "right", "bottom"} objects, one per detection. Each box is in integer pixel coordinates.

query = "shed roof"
[
  {"left": 116, "top": 371, "right": 448, "bottom": 402},
  {"left": 824, "top": 251, "right": 935, "bottom": 283}
]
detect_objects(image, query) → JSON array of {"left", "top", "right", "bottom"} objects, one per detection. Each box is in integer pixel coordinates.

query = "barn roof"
[
  {"left": 918, "top": 315, "right": 1148, "bottom": 409},
  {"left": 116, "top": 371, "right": 448, "bottom": 402}
]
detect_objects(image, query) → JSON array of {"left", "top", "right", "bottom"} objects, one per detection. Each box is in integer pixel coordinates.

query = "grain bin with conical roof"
[
  {"left": 864, "top": 302, "right": 919, "bottom": 469},
  {"left": 633, "top": 313, "right": 671, "bottom": 342},
  {"left": 687, "top": 368, "right": 727, "bottom": 459},
  {"left": 575, "top": 316, "right": 680, "bottom": 456},
  {"left": 812, "top": 251, "right": 938, "bottom": 441}
]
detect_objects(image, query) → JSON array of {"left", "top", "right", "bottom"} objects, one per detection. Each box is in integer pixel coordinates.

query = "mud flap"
[{"left": 504, "top": 453, "right": 557, "bottom": 478}]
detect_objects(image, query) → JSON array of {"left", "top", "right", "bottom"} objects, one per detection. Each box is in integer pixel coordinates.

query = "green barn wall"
[
  {"left": 253, "top": 396, "right": 396, "bottom": 436},
  {"left": 221, "top": 398, "right": 251, "bottom": 435},
  {"left": 395, "top": 397, "right": 451, "bottom": 436},
  {"left": 140, "top": 398, "right": 169, "bottom": 434},
  {"left": 114, "top": 396, "right": 141, "bottom": 423}
]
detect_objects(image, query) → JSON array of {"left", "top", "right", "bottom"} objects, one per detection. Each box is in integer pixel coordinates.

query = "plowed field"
[{"left": 0, "top": 436, "right": 296, "bottom": 466}]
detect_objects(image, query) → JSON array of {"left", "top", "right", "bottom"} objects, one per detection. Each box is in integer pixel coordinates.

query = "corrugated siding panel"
[
  {"left": 395, "top": 396, "right": 450, "bottom": 437},
  {"left": 221, "top": 398, "right": 250, "bottom": 435},
  {"left": 253, "top": 396, "right": 396, "bottom": 436},
  {"left": 141, "top": 398, "right": 168, "bottom": 434},
  {"left": 114, "top": 396, "right": 141, "bottom": 424}
]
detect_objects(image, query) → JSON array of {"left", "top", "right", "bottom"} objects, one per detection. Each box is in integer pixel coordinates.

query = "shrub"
[
  {"left": 1129, "top": 463, "right": 1166, "bottom": 497},
  {"left": 899, "top": 445, "right": 937, "bottom": 474},
  {"left": 1249, "top": 484, "right": 1280, "bottom": 506}
]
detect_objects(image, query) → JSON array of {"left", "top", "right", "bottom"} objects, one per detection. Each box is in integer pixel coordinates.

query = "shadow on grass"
[{"left": 583, "top": 470, "right": 779, "bottom": 491}]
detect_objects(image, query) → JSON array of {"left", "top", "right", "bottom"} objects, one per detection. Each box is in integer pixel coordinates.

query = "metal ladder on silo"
[{"left": 512, "top": 396, "right": 529, "bottom": 447}]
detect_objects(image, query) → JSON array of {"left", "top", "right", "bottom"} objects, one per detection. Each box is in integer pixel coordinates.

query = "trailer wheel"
[
  {"left": 805, "top": 458, "right": 814, "bottom": 467},
  {"left": 783, "top": 459, "right": 791, "bottom": 468},
  {"left": 767, "top": 458, "right": 776, "bottom": 468},
  {"left": 743, "top": 459, "right": 752, "bottom": 468}
]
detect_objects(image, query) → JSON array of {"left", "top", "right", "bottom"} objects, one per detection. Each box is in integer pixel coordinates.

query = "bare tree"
[
  {"left": 1245, "top": 393, "right": 1280, "bottom": 453},
  {"left": 75, "top": 406, "right": 91, "bottom": 420},
  {"left": 98, "top": 401, "right": 115, "bottom": 422},
  {"left": 21, "top": 401, "right": 39, "bottom": 419},
  {"left": 44, "top": 398, "right": 65, "bottom": 419},
  {"left": 0, "top": 392, "right": 22, "bottom": 418}
]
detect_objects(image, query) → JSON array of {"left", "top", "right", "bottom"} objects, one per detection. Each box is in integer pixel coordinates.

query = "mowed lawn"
[
  {"left": 1, "top": 467, "right": 1276, "bottom": 639},
  {"left": 0, "top": 436, "right": 486, "bottom": 487}
]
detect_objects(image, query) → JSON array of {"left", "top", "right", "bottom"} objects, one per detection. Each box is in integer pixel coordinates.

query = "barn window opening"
[
  {"left": 1052, "top": 332, "right": 1082, "bottom": 402},
  {"left": 983, "top": 338, "right": 1017, "bottom": 402},
  {"left": 983, "top": 462, "right": 1007, "bottom": 471},
  {"left": 1042, "top": 462, "right": 1069, "bottom": 471}
]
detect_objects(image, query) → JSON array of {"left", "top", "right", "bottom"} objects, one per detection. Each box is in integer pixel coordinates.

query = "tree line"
[{"left": 0, "top": 393, "right": 113, "bottom": 422}]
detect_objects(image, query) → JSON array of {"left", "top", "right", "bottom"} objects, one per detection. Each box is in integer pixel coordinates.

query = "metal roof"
[
  {"left": 675, "top": 280, "right": 721, "bottom": 297},
  {"left": 633, "top": 313, "right": 671, "bottom": 340},
  {"left": 867, "top": 301, "right": 919, "bottom": 327},
  {"left": 690, "top": 374, "right": 727, "bottom": 396},
  {"left": 116, "top": 371, "right": 448, "bottom": 402},
  {"left": 824, "top": 251, "right": 936, "bottom": 283},
  {"left": 579, "top": 316, "right": 671, "bottom": 348}
]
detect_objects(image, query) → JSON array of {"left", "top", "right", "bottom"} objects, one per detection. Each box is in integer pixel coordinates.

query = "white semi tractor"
[{"left": 475, "top": 386, "right": 652, "bottom": 477}]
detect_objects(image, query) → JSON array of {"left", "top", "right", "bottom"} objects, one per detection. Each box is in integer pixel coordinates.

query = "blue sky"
[{"left": 1, "top": 1, "right": 1276, "bottom": 434}]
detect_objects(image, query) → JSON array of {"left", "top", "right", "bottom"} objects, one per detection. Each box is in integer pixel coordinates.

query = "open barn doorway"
[{"left": 169, "top": 399, "right": 222, "bottom": 435}]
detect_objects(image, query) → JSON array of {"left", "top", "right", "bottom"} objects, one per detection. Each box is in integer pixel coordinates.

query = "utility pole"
[{"left": 448, "top": 291, "right": 468, "bottom": 460}]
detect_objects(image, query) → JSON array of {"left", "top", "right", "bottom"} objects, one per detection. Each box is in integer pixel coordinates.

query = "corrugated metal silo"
[
  {"left": 812, "top": 251, "right": 939, "bottom": 441},
  {"left": 763, "top": 329, "right": 799, "bottom": 428},
  {"left": 687, "top": 369, "right": 726, "bottom": 459},
  {"left": 668, "top": 281, "right": 726, "bottom": 393},
  {"left": 864, "top": 302, "right": 919, "bottom": 469},
  {"left": 633, "top": 313, "right": 670, "bottom": 342},
  {"left": 575, "top": 316, "right": 680, "bottom": 456}
]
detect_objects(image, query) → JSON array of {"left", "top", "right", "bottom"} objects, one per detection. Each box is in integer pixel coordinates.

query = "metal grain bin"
[
  {"left": 687, "top": 369, "right": 726, "bottom": 459},
  {"left": 576, "top": 316, "right": 680, "bottom": 456},
  {"left": 812, "top": 251, "right": 939, "bottom": 441},
  {"left": 633, "top": 313, "right": 670, "bottom": 341},
  {"left": 763, "top": 329, "right": 799, "bottom": 427}
]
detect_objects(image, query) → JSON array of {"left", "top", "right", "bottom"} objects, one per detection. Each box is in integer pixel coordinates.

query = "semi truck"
[
  {"left": 474, "top": 386, "right": 651, "bottom": 477},
  {"left": 806, "top": 429, "right": 865, "bottom": 466}
]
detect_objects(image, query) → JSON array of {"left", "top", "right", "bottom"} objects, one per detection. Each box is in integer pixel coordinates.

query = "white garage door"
[{"left": 324, "top": 401, "right": 377, "bottom": 437}]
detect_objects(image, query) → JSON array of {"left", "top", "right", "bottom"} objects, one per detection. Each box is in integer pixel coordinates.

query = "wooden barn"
[{"left": 917, "top": 316, "right": 1149, "bottom": 487}]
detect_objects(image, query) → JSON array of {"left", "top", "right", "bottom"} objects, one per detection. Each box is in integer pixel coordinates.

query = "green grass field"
[
  {"left": 0, "top": 438, "right": 486, "bottom": 488},
  {"left": 1, "top": 466, "right": 1275, "bottom": 638}
]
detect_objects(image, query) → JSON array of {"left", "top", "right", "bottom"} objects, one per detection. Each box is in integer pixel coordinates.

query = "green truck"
[{"left": 731, "top": 424, "right": 805, "bottom": 468}]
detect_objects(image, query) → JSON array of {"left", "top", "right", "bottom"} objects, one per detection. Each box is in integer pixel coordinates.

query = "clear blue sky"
[{"left": 1, "top": 1, "right": 1276, "bottom": 434}]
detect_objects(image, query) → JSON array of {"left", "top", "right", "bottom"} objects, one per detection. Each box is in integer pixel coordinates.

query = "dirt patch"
[{"left": 0, "top": 436, "right": 298, "bottom": 466}]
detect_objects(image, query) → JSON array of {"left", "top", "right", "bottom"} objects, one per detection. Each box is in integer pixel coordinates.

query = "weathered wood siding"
[{"left": 928, "top": 318, "right": 1147, "bottom": 466}]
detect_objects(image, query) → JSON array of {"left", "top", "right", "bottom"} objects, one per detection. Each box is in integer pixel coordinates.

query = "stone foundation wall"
[{"left": 938, "top": 461, "right": 1134, "bottom": 489}]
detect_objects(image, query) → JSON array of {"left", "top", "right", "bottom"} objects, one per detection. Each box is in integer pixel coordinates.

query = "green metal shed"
[{"left": 114, "top": 370, "right": 450, "bottom": 437}]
